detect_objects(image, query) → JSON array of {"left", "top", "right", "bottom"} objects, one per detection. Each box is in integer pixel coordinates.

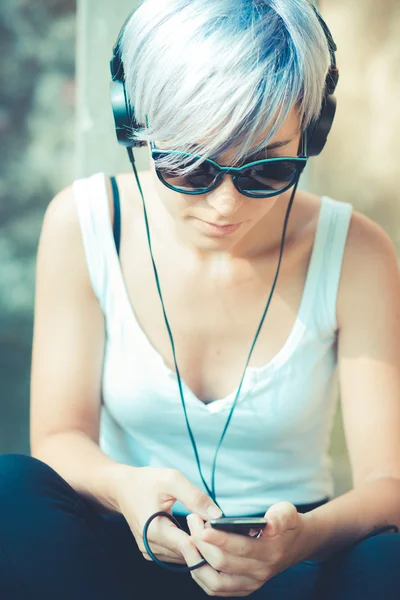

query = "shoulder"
[
  {"left": 47, "top": 171, "right": 144, "bottom": 235},
  {"left": 337, "top": 208, "right": 399, "bottom": 329},
  {"left": 43, "top": 183, "right": 80, "bottom": 240},
  {"left": 38, "top": 182, "right": 93, "bottom": 293},
  {"left": 45, "top": 173, "right": 109, "bottom": 231},
  {"left": 341, "top": 209, "right": 398, "bottom": 289}
]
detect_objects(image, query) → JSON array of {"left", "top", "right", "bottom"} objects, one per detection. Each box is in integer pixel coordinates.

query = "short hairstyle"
[{"left": 120, "top": 0, "right": 331, "bottom": 175}]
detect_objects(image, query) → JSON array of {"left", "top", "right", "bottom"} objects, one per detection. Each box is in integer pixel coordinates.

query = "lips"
[
  {"left": 201, "top": 220, "right": 240, "bottom": 227},
  {"left": 195, "top": 218, "right": 243, "bottom": 237}
]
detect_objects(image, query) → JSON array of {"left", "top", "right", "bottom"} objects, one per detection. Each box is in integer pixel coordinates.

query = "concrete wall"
[{"left": 75, "top": 0, "right": 148, "bottom": 177}]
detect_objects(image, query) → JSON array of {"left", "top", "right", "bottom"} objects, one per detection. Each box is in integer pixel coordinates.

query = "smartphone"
[{"left": 206, "top": 517, "right": 267, "bottom": 536}]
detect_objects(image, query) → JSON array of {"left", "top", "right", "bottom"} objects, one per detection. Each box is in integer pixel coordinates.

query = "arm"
[
  {"left": 30, "top": 184, "right": 126, "bottom": 512},
  {"left": 30, "top": 185, "right": 221, "bottom": 564},
  {"left": 300, "top": 210, "right": 400, "bottom": 560}
]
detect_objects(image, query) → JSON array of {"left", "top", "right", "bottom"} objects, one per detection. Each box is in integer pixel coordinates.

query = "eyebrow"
[
  {"left": 266, "top": 139, "right": 293, "bottom": 150},
  {"left": 244, "top": 139, "right": 293, "bottom": 160}
]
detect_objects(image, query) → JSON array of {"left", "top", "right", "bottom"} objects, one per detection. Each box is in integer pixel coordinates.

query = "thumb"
[
  {"left": 164, "top": 470, "right": 222, "bottom": 521},
  {"left": 264, "top": 501, "right": 298, "bottom": 537}
]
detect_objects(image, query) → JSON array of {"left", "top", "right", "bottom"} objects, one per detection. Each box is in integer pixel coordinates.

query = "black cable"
[{"left": 143, "top": 512, "right": 207, "bottom": 572}]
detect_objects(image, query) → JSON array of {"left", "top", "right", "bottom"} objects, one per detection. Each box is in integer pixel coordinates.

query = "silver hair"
[{"left": 120, "top": 0, "right": 331, "bottom": 175}]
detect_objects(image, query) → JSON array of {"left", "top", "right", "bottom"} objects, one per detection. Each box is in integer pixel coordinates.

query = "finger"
[
  {"left": 201, "top": 526, "right": 256, "bottom": 557},
  {"left": 192, "top": 537, "right": 262, "bottom": 577},
  {"left": 249, "top": 528, "right": 263, "bottom": 538},
  {"left": 180, "top": 542, "right": 258, "bottom": 597},
  {"left": 140, "top": 536, "right": 187, "bottom": 566},
  {"left": 187, "top": 513, "right": 205, "bottom": 537},
  {"left": 187, "top": 515, "right": 262, "bottom": 578},
  {"left": 162, "top": 469, "right": 222, "bottom": 521},
  {"left": 179, "top": 540, "right": 215, "bottom": 596},
  {"left": 156, "top": 515, "right": 191, "bottom": 551},
  {"left": 142, "top": 551, "right": 187, "bottom": 565},
  {"left": 144, "top": 514, "right": 190, "bottom": 558},
  {"left": 141, "top": 541, "right": 184, "bottom": 561},
  {"left": 264, "top": 502, "right": 298, "bottom": 537},
  {"left": 179, "top": 540, "right": 209, "bottom": 582}
]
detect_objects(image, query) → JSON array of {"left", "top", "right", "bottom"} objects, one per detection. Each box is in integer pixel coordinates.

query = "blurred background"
[{"left": 1, "top": 0, "right": 399, "bottom": 497}]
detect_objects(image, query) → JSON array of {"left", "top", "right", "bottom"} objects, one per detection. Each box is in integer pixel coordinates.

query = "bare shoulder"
[
  {"left": 39, "top": 183, "right": 93, "bottom": 294},
  {"left": 46, "top": 183, "right": 76, "bottom": 224},
  {"left": 337, "top": 208, "right": 400, "bottom": 328},
  {"left": 42, "top": 183, "right": 81, "bottom": 249},
  {"left": 341, "top": 209, "right": 398, "bottom": 280}
]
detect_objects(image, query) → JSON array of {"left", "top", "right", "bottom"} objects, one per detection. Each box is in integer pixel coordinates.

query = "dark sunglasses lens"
[
  {"left": 238, "top": 160, "right": 304, "bottom": 196},
  {"left": 153, "top": 153, "right": 219, "bottom": 193}
]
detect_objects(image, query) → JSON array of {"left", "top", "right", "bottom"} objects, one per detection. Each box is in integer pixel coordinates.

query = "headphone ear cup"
[
  {"left": 306, "top": 94, "right": 337, "bottom": 157},
  {"left": 110, "top": 79, "right": 146, "bottom": 148}
]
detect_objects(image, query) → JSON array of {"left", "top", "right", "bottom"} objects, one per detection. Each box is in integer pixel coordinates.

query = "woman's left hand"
[{"left": 180, "top": 502, "right": 309, "bottom": 597}]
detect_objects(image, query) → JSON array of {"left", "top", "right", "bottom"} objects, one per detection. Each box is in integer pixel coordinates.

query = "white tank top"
[{"left": 73, "top": 172, "right": 353, "bottom": 517}]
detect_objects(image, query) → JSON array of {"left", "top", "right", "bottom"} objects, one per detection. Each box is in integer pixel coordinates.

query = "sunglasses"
[{"left": 149, "top": 138, "right": 308, "bottom": 198}]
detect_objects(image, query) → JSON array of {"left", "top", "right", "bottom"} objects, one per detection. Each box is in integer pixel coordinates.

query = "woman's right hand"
[{"left": 114, "top": 466, "right": 222, "bottom": 565}]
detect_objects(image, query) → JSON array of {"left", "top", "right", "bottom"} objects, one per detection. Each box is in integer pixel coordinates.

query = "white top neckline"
[{"left": 96, "top": 173, "right": 331, "bottom": 411}]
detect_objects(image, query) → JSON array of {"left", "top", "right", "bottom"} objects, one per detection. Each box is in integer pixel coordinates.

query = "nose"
[{"left": 206, "top": 175, "right": 244, "bottom": 218}]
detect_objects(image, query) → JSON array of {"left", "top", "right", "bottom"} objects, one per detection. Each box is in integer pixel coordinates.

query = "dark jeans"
[{"left": 0, "top": 454, "right": 399, "bottom": 599}]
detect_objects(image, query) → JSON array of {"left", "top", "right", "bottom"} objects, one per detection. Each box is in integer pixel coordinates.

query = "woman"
[{"left": 1, "top": 0, "right": 400, "bottom": 598}]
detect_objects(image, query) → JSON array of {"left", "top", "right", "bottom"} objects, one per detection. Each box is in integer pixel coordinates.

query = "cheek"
[
  {"left": 154, "top": 177, "right": 196, "bottom": 217},
  {"left": 153, "top": 175, "right": 177, "bottom": 206},
  {"left": 247, "top": 197, "right": 279, "bottom": 221}
]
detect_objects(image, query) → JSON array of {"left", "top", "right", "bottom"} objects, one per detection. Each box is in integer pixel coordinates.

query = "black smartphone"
[{"left": 206, "top": 517, "right": 267, "bottom": 536}]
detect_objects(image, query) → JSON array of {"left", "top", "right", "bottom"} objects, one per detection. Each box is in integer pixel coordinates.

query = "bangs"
[{"left": 121, "top": 0, "right": 331, "bottom": 176}]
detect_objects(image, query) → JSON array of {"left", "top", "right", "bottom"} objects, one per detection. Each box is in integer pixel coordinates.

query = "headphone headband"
[{"left": 110, "top": 2, "right": 339, "bottom": 156}]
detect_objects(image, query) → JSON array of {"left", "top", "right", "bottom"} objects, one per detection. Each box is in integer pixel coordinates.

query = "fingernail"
[
  {"left": 207, "top": 505, "right": 222, "bottom": 519},
  {"left": 186, "top": 514, "right": 195, "bottom": 531},
  {"left": 267, "top": 520, "right": 278, "bottom": 536}
]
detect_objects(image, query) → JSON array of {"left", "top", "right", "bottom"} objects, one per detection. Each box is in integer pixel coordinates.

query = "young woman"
[{"left": 1, "top": 0, "right": 399, "bottom": 598}]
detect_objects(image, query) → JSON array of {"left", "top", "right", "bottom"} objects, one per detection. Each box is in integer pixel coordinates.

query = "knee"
[
  {"left": 0, "top": 454, "right": 60, "bottom": 505},
  {"left": 346, "top": 532, "right": 400, "bottom": 569},
  {"left": 323, "top": 533, "right": 400, "bottom": 599}
]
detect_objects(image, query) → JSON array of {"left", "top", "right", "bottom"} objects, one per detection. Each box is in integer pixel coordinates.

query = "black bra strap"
[{"left": 110, "top": 176, "right": 121, "bottom": 258}]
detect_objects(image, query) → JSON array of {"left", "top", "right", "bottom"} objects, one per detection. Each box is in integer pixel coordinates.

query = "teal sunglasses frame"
[{"left": 149, "top": 137, "right": 308, "bottom": 198}]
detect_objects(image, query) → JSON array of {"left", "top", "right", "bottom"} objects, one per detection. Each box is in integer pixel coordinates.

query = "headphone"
[{"left": 110, "top": 2, "right": 339, "bottom": 157}]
